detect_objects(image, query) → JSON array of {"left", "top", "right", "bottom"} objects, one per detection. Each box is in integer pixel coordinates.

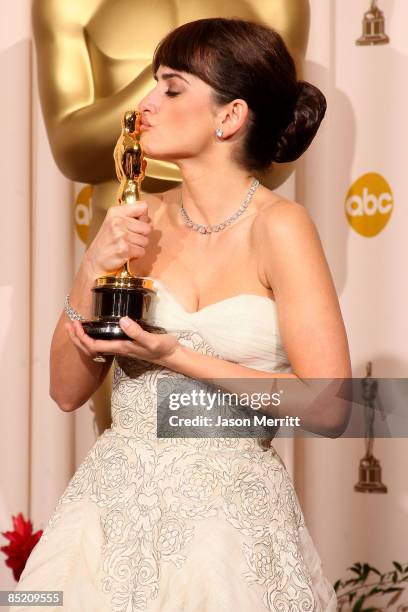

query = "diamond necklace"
[{"left": 179, "top": 178, "right": 260, "bottom": 234}]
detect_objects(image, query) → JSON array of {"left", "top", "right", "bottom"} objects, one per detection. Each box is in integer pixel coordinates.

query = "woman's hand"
[
  {"left": 84, "top": 202, "right": 152, "bottom": 277},
  {"left": 65, "top": 317, "right": 181, "bottom": 365}
]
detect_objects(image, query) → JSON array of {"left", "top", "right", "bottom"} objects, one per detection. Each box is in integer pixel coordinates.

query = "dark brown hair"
[{"left": 153, "top": 18, "right": 326, "bottom": 172}]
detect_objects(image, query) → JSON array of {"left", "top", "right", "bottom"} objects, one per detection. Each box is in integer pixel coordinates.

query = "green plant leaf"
[
  {"left": 366, "top": 586, "right": 381, "bottom": 597},
  {"left": 352, "top": 595, "right": 366, "bottom": 611},
  {"left": 388, "top": 589, "right": 403, "bottom": 606},
  {"left": 361, "top": 564, "right": 370, "bottom": 582},
  {"left": 344, "top": 578, "right": 362, "bottom": 587},
  {"left": 334, "top": 560, "right": 408, "bottom": 609},
  {"left": 367, "top": 566, "right": 381, "bottom": 576}
]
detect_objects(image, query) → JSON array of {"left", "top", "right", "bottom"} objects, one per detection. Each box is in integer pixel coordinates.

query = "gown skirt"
[{"left": 13, "top": 279, "right": 338, "bottom": 611}]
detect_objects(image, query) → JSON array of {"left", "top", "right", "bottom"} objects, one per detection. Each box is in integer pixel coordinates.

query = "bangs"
[{"left": 152, "top": 20, "right": 221, "bottom": 88}]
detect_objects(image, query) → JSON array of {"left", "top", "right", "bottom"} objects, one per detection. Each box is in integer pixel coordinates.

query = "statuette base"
[{"left": 354, "top": 454, "right": 388, "bottom": 493}]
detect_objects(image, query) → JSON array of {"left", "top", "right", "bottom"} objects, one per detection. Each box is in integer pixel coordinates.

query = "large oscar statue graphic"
[{"left": 82, "top": 110, "right": 165, "bottom": 339}]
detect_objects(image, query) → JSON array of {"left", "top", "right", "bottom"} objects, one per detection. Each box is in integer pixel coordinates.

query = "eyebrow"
[{"left": 153, "top": 72, "right": 191, "bottom": 85}]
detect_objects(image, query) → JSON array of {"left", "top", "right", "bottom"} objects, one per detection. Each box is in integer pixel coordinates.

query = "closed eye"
[{"left": 165, "top": 90, "right": 180, "bottom": 97}]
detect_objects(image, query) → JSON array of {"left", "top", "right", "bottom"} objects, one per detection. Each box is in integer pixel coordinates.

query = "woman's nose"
[
  {"left": 138, "top": 88, "right": 158, "bottom": 114},
  {"left": 138, "top": 97, "right": 151, "bottom": 114}
]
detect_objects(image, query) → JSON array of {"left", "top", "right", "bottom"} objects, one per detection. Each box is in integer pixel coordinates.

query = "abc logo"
[
  {"left": 345, "top": 173, "right": 393, "bottom": 237},
  {"left": 74, "top": 185, "right": 93, "bottom": 244}
]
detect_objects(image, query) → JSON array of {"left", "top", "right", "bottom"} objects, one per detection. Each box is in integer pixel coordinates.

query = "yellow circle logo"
[
  {"left": 345, "top": 172, "right": 393, "bottom": 237},
  {"left": 74, "top": 185, "right": 93, "bottom": 244}
]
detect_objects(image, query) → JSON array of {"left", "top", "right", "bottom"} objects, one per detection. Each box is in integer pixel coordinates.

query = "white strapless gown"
[{"left": 13, "top": 278, "right": 337, "bottom": 611}]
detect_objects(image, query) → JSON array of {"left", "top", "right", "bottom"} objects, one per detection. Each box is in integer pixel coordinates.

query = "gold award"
[
  {"left": 82, "top": 111, "right": 166, "bottom": 339},
  {"left": 356, "top": 0, "right": 390, "bottom": 46}
]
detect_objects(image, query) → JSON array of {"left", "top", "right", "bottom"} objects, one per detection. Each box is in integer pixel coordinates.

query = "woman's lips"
[{"left": 140, "top": 116, "right": 153, "bottom": 129}]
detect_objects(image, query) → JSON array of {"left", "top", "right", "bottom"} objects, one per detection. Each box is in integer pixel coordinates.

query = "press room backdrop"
[{"left": 0, "top": 0, "right": 407, "bottom": 593}]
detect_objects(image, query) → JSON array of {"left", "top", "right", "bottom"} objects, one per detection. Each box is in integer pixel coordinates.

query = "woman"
[{"left": 15, "top": 18, "right": 350, "bottom": 611}]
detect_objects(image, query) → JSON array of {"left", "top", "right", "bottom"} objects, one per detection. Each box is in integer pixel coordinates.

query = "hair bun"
[{"left": 272, "top": 81, "right": 327, "bottom": 164}]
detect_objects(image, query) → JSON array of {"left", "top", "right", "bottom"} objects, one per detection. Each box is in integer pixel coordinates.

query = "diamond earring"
[{"left": 215, "top": 127, "right": 224, "bottom": 138}]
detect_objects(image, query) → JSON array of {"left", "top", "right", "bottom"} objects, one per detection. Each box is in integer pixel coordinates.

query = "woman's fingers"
[
  {"left": 73, "top": 320, "right": 138, "bottom": 355},
  {"left": 124, "top": 228, "right": 149, "bottom": 244},
  {"left": 126, "top": 216, "right": 152, "bottom": 236},
  {"left": 84, "top": 202, "right": 153, "bottom": 276},
  {"left": 72, "top": 319, "right": 157, "bottom": 358},
  {"left": 107, "top": 201, "right": 148, "bottom": 220},
  {"left": 65, "top": 322, "right": 94, "bottom": 357},
  {"left": 67, "top": 319, "right": 179, "bottom": 365}
]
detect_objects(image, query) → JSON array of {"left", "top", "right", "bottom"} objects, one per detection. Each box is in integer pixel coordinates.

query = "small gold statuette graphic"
[
  {"left": 82, "top": 110, "right": 166, "bottom": 339},
  {"left": 354, "top": 362, "right": 387, "bottom": 493},
  {"left": 356, "top": 0, "right": 390, "bottom": 46}
]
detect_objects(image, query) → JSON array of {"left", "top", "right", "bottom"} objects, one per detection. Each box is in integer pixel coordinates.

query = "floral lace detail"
[
  {"left": 35, "top": 329, "right": 332, "bottom": 610},
  {"left": 44, "top": 427, "right": 315, "bottom": 611}
]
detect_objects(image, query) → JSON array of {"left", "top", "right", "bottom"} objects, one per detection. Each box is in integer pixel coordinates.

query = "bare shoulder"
[
  {"left": 252, "top": 190, "right": 319, "bottom": 248},
  {"left": 252, "top": 190, "right": 326, "bottom": 292}
]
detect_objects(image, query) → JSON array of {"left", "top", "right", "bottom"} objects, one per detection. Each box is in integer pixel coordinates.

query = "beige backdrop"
[
  {"left": 295, "top": 0, "right": 408, "bottom": 582},
  {"left": 1, "top": 0, "right": 407, "bottom": 597}
]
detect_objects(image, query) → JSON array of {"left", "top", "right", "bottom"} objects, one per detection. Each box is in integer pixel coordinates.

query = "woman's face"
[{"left": 138, "top": 65, "right": 219, "bottom": 162}]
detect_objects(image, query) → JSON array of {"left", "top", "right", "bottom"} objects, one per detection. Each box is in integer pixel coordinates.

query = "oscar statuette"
[{"left": 82, "top": 110, "right": 166, "bottom": 339}]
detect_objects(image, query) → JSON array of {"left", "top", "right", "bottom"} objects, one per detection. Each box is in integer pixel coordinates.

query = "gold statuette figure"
[
  {"left": 82, "top": 110, "right": 165, "bottom": 339},
  {"left": 114, "top": 110, "right": 147, "bottom": 207}
]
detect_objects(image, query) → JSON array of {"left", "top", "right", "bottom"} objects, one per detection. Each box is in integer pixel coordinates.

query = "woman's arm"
[
  {"left": 74, "top": 314, "right": 347, "bottom": 435},
  {"left": 154, "top": 343, "right": 351, "bottom": 439},
  {"left": 50, "top": 260, "right": 114, "bottom": 412},
  {"left": 256, "top": 199, "right": 352, "bottom": 379},
  {"left": 50, "top": 202, "right": 152, "bottom": 412}
]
